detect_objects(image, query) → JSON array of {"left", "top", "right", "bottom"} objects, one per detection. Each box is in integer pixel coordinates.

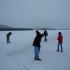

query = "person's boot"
[
  {"left": 35, "top": 58, "right": 42, "bottom": 61},
  {"left": 61, "top": 50, "right": 63, "bottom": 52},
  {"left": 37, "top": 58, "right": 42, "bottom": 60}
]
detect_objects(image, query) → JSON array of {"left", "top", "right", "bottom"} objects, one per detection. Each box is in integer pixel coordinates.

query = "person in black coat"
[
  {"left": 6, "top": 32, "right": 12, "bottom": 43},
  {"left": 44, "top": 30, "right": 48, "bottom": 41},
  {"left": 33, "top": 30, "right": 44, "bottom": 60}
]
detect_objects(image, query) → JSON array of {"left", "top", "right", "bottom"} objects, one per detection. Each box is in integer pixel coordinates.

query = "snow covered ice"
[{"left": 0, "top": 30, "right": 70, "bottom": 70}]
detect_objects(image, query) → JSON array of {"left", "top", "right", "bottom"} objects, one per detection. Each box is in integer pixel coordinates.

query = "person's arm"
[
  {"left": 57, "top": 36, "right": 59, "bottom": 40},
  {"left": 62, "top": 35, "right": 63, "bottom": 43}
]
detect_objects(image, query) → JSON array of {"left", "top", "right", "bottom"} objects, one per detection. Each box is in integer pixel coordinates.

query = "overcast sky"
[{"left": 0, "top": 0, "right": 70, "bottom": 29}]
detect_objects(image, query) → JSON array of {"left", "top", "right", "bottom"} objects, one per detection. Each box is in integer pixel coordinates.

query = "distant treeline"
[
  {"left": 0, "top": 27, "right": 59, "bottom": 31},
  {"left": 0, "top": 28, "right": 57, "bottom": 31},
  {"left": 0, "top": 28, "right": 33, "bottom": 31}
]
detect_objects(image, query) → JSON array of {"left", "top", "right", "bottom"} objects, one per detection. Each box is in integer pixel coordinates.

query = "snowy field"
[{"left": 0, "top": 30, "right": 70, "bottom": 70}]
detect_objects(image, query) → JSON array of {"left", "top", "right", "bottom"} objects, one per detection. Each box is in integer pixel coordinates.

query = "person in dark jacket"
[
  {"left": 33, "top": 30, "right": 44, "bottom": 60},
  {"left": 6, "top": 32, "right": 12, "bottom": 43},
  {"left": 44, "top": 30, "right": 48, "bottom": 41},
  {"left": 57, "top": 32, "right": 63, "bottom": 52}
]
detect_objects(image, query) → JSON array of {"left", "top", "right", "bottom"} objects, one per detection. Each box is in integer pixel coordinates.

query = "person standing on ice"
[
  {"left": 33, "top": 30, "right": 44, "bottom": 60},
  {"left": 57, "top": 32, "right": 63, "bottom": 52},
  {"left": 6, "top": 32, "right": 12, "bottom": 43},
  {"left": 44, "top": 30, "right": 48, "bottom": 41}
]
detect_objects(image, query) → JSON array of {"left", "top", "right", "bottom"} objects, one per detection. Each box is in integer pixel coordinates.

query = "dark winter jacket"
[
  {"left": 44, "top": 30, "right": 48, "bottom": 36},
  {"left": 7, "top": 32, "right": 12, "bottom": 37},
  {"left": 33, "top": 31, "right": 44, "bottom": 48}
]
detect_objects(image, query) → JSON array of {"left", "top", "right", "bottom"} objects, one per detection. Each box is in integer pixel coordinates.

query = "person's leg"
[
  {"left": 34, "top": 46, "right": 40, "bottom": 59},
  {"left": 44, "top": 36, "right": 47, "bottom": 41},
  {"left": 34, "top": 46, "right": 36, "bottom": 59},
  {"left": 8, "top": 37, "right": 10, "bottom": 43},
  {"left": 57, "top": 43, "right": 59, "bottom": 51},
  {"left": 46, "top": 37, "right": 47, "bottom": 41},
  {"left": 45, "top": 36, "right": 47, "bottom": 41},
  {"left": 60, "top": 43, "right": 63, "bottom": 52},
  {"left": 9, "top": 39, "right": 10, "bottom": 43}
]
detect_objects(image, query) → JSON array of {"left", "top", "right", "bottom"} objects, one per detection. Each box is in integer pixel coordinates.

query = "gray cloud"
[{"left": 0, "top": 0, "right": 70, "bottom": 29}]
